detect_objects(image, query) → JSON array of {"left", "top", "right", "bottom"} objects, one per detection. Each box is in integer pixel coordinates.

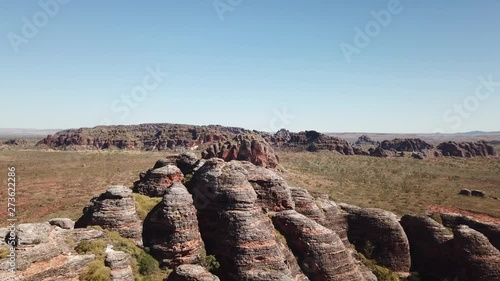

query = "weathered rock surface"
[
  {"left": 0, "top": 223, "right": 104, "bottom": 279},
  {"left": 439, "top": 212, "right": 500, "bottom": 250},
  {"left": 105, "top": 247, "right": 134, "bottom": 281},
  {"left": 369, "top": 147, "right": 396, "bottom": 158},
  {"left": 272, "top": 210, "right": 366, "bottom": 281},
  {"left": 201, "top": 135, "right": 279, "bottom": 168},
  {"left": 459, "top": 189, "right": 472, "bottom": 196},
  {"left": 167, "top": 264, "right": 220, "bottom": 281},
  {"left": 340, "top": 204, "right": 411, "bottom": 273},
  {"left": 438, "top": 140, "right": 497, "bottom": 157},
  {"left": 189, "top": 159, "right": 295, "bottom": 280},
  {"left": 143, "top": 182, "right": 205, "bottom": 268},
  {"left": 267, "top": 130, "right": 355, "bottom": 155},
  {"left": 36, "top": 123, "right": 259, "bottom": 151},
  {"left": 3, "top": 139, "right": 28, "bottom": 146},
  {"left": 133, "top": 165, "right": 185, "bottom": 197},
  {"left": 400, "top": 214, "right": 455, "bottom": 280},
  {"left": 239, "top": 162, "right": 295, "bottom": 212},
  {"left": 453, "top": 225, "right": 500, "bottom": 281},
  {"left": 379, "top": 138, "right": 434, "bottom": 152},
  {"left": 49, "top": 218, "right": 75, "bottom": 229},
  {"left": 355, "top": 135, "right": 379, "bottom": 146},
  {"left": 75, "top": 186, "right": 142, "bottom": 244},
  {"left": 314, "top": 195, "right": 350, "bottom": 247}
]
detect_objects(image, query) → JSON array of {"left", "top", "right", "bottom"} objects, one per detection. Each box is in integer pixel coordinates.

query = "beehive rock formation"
[
  {"left": 439, "top": 212, "right": 500, "bottom": 250},
  {"left": 453, "top": 225, "right": 500, "bottom": 281},
  {"left": 201, "top": 135, "right": 279, "bottom": 168},
  {"left": 133, "top": 165, "right": 185, "bottom": 197},
  {"left": 272, "top": 210, "right": 366, "bottom": 281},
  {"left": 400, "top": 214, "right": 455, "bottom": 280},
  {"left": 75, "top": 186, "right": 142, "bottom": 244},
  {"left": 105, "top": 247, "right": 135, "bottom": 281},
  {"left": 239, "top": 162, "right": 295, "bottom": 212},
  {"left": 143, "top": 182, "right": 205, "bottom": 268},
  {"left": 340, "top": 204, "right": 411, "bottom": 274},
  {"left": 189, "top": 159, "right": 296, "bottom": 280}
]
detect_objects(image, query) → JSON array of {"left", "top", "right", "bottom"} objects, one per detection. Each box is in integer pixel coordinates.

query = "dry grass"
[
  {"left": 0, "top": 148, "right": 499, "bottom": 227},
  {"left": 278, "top": 152, "right": 500, "bottom": 218},
  {"left": 0, "top": 148, "right": 166, "bottom": 226}
]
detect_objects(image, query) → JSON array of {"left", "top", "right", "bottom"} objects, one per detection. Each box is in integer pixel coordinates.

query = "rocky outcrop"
[
  {"left": 272, "top": 210, "right": 366, "bottom": 281},
  {"left": 133, "top": 165, "right": 185, "bottom": 197},
  {"left": 453, "top": 225, "right": 500, "bottom": 281},
  {"left": 49, "top": 218, "right": 75, "bottom": 230},
  {"left": 267, "top": 130, "right": 355, "bottom": 155},
  {"left": 379, "top": 138, "right": 434, "bottom": 152},
  {"left": 438, "top": 141, "right": 497, "bottom": 157},
  {"left": 189, "top": 159, "right": 296, "bottom": 280},
  {"left": 340, "top": 204, "right": 411, "bottom": 274},
  {"left": 36, "top": 123, "right": 261, "bottom": 151},
  {"left": 3, "top": 139, "right": 28, "bottom": 146},
  {"left": 369, "top": 147, "right": 396, "bottom": 158},
  {"left": 0, "top": 222, "right": 104, "bottom": 279},
  {"left": 167, "top": 265, "right": 220, "bottom": 281},
  {"left": 201, "top": 135, "right": 279, "bottom": 168},
  {"left": 105, "top": 247, "right": 134, "bottom": 281},
  {"left": 238, "top": 162, "right": 295, "bottom": 212},
  {"left": 143, "top": 182, "right": 205, "bottom": 268},
  {"left": 355, "top": 135, "right": 379, "bottom": 146},
  {"left": 400, "top": 215, "right": 455, "bottom": 280},
  {"left": 314, "top": 195, "right": 350, "bottom": 247},
  {"left": 75, "top": 186, "right": 142, "bottom": 244},
  {"left": 439, "top": 213, "right": 500, "bottom": 250}
]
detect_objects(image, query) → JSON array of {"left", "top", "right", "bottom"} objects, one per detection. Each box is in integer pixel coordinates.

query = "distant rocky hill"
[{"left": 36, "top": 123, "right": 264, "bottom": 151}]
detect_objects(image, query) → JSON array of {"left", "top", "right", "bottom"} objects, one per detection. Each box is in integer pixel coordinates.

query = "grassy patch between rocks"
[{"left": 134, "top": 193, "right": 162, "bottom": 221}]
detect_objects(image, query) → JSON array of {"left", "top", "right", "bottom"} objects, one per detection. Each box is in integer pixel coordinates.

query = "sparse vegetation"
[
  {"left": 75, "top": 239, "right": 107, "bottom": 258},
  {"left": 358, "top": 253, "right": 400, "bottom": 281},
  {"left": 279, "top": 152, "right": 500, "bottom": 218},
  {"left": 200, "top": 252, "right": 221, "bottom": 274},
  {"left": 80, "top": 260, "right": 111, "bottom": 281},
  {"left": 0, "top": 248, "right": 10, "bottom": 259},
  {"left": 134, "top": 193, "right": 162, "bottom": 221}
]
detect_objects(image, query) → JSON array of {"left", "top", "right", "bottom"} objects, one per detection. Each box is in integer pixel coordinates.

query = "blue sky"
[{"left": 0, "top": 0, "right": 499, "bottom": 133}]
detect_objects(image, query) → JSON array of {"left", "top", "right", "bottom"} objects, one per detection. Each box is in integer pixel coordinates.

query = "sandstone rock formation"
[
  {"left": 105, "top": 247, "right": 135, "bottom": 281},
  {"left": 3, "top": 139, "right": 28, "bottom": 146},
  {"left": 133, "top": 165, "right": 185, "bottom": 197},
  {"left": 272, "top": 210, "right": 366, "bottom": 281},
  {"left": 238, "top": 162, "right": 295, "bottom": 212},
  {"left": 355, "top": 135, "right": 379, "bottom": 146},
  {"left": 379, "top": 138, "right": 434, "bottom": 152},
  {"left": 340, "top": 204, "right": 411, "bottom": 274},
  {"left": 75, "top": 186, "right": 142, "bottom": 244},
  {"left": 201, "top": 135, "right": 279, "bottom": 168},
  {"left": 438, "top": 140, "right": 497, "bottom": 157},
  {"left": 36, "top": 123, "right": 262, "bottom": 151},
  {"left": 49, "top": 218, "right": 75, "bottom": 229},
  {"left": 167, "top": 264, "right": 220, "bottom": 281},
  {"left": 439, "top": 212, "right": 500, "bottom": 250},
  {"left": 400, "top": 214, "right": 455, "bottom": 280},
  {"left": 453, "top": 225, "right": 500, "bottom": 281},
  {"left": 0, "top": 222, "right": 104, "bottom": 280},
  {"left": 143, "top": 182, "right": 205, "bottom": 268},
  {"left": 189, "top": 159, "right": 297, "bottom": 280},
  {"left": 267, "top": 129, "right": 356, "bottom": 155}
]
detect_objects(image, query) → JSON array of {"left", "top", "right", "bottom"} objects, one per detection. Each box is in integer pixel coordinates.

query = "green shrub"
[
  {"left": 75, "top": 240, "right": 107, "bottom": 258},
  {"left": 358, "top": 253, "right": 400, "bottom": 281},
  {"left": 79, "top": 260, "right": 111, "bottom": 281},
  {"left": 133, "top": 193, "right": 162, "bottom": 221},
  {"left": 138, "top": 252, "right": 160, "bottom": 275},
  {"left": 0, "top": 248, "right": 10, "bottom": 259},
  {"left": 200, "top": 252, "right": 220, "bottom": 273}
]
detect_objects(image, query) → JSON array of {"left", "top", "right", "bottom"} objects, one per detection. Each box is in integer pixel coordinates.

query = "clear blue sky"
[{"left": 1, "top": 0, "right": 499, "bottom": 133}]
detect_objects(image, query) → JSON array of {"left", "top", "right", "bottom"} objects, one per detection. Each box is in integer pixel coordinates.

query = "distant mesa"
[{"left": 34, "top": 123, "right": 497, "bottom": 160}]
